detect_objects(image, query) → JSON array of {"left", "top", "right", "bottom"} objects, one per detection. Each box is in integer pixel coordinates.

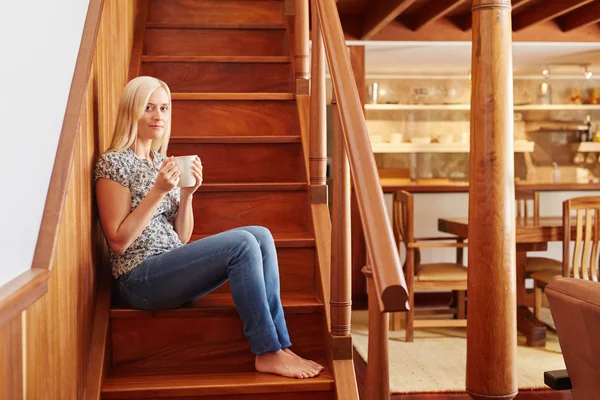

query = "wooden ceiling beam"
[
  {"left": 512, "top": 0, "right": 594, "bottom": 32},
  {"left": 401, "top": 0, "right": 468, "bottom": 31},
  {"left": 452, "top": 0, "right": 535, "bottom": 32},
  {"left": 556, "top": 1, "right": 600, "bottom": 32},
  {"left": 361, "top": 0, "right": 418, "bottom": 40}
]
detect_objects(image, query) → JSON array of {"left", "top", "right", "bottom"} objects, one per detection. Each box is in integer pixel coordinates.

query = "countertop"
[{"left": 379, "top": 178, "right": 600, "bottom": 193}]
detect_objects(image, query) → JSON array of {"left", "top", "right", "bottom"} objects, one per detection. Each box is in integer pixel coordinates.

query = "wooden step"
[
  {"left": 141, "top": 56, "right": 291, "bottom": 63},
  {"left": 191, "top": 189, "right": 310, "bottom": 236},
  {"left": 141, "top": 61, "right": 293, "bottom": 93},
  {"left": 171, "top": 93, "right": 295, "bottom": 100},
  {"left": 170, "top": 136, "right": 301, "bottom": 144},
  {"left": 146, "top": 22, "right": 286, "bottom": 30},
  {"left": 110, "top": 293, "right": 325, "bottom": 374},
  {"left": 145, "top": 28, "right": 288, "bottom": 57},
  {"left": 171, "top": 98, "right": 298, "bottom": 136},
  {"left": 147, "top": 0, "right": 286, "bottom": 27},
  {"left": 167, "top": 141, "right": 306, "bottom": 183},
  {"left": 191, "top": 232, "right": 315, "bottom": 248},
  {"left": 102, "top": 370, "right": 334, "bottom": 399}
]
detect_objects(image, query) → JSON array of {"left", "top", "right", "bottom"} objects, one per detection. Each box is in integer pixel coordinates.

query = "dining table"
[{"left": 437, "top": 216, "right": 572, "bottom": 347}]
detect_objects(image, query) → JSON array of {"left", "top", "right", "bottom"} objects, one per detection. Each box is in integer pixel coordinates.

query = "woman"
[{"left": 95, "top": 76, "right": 323, "bottom": 379}]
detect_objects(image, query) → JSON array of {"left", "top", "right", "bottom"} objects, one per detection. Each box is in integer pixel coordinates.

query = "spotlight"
[
  {"left": 541, "top": 66, "right": 550, "bottom": 79},
  {"left": 585, "top": 66, "right": 593, "bottom": 79}
]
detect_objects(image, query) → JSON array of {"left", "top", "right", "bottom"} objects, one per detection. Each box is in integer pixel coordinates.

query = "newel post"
[
  {"left": 468, "top": 1, "right": 517, "bottom": 399},
  {"left": 294, "top": 0, "right": 309, "bottom": 81}
]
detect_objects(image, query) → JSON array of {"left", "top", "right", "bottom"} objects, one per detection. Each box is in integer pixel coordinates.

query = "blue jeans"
[{"left": 117, "top": 226, "right": 292, "bottom": 355}]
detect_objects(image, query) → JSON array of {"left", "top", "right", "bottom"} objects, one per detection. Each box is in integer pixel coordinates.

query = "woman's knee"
[
  {"left": 242, "top": 225, "right": 274, "bottom": 244},
  {"left": 229, "top": 229, "right": 261, "bottom": 258}
]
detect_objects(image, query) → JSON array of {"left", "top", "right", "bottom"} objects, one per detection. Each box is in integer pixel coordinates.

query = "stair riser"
[
  {"left": 141, "top": 62, "right": 293, "bottom": 93},
  {"left": 171, "top": 100, "right": 299, "bottom": 136},
  {"left": 192, "top": 191, "right": 309, "bottom": 236},
  {"left": 212, "top": 247, "right": 316, "bottom": 293},
  {"left": 103, "top": 391, "right": 334, "bottom": 400},
  {"left": 145, "top": 29, "right": 288, "bottom": 57},
  {"left": 111, "top": 312, "right": 325, "bottom": 373},
  {"left": 168, "top": 143, "right": 306, "bottom": 183},
  {"left": 148, "top": 0, "right": 285, "bottom": 26}
]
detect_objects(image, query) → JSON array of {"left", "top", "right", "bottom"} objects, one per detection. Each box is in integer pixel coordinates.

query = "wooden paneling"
[
  {"left": 22, "top": 1, "right": 140, "bottom": 399},
  {"left": 147, "top": 0, "right": 286, "bottom": 26},
  {"left": 1, "top": 315, "right": 22, "bottom": 400},
  {"left": 140, "top": 61, "right": 294, "bottom": 93},
  {"left": 168, "top": 142, "right": 306, "bottom": 183},
  {"left": 145, "top": 28, "right": 287, "bottom": 57},
  {"left": 171, "top": 100, "right": 299, "bottom": 136}
]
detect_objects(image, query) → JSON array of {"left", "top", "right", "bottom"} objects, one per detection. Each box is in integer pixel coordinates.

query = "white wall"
[{"left": 0, "top": 1, "right": 90, "bottom": 287}]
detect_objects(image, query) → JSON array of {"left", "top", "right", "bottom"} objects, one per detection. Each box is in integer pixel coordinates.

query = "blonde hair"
[{"left": 107, "top": 76, "right": 172, "bottom": 155}]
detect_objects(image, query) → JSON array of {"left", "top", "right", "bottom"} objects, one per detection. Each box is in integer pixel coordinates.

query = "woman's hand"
[
  {"left": 154, "top": 156, "right": 180, "bottom": 194},
  {"left": 181, "top": 156, "right": 203, "bottom": 197}
]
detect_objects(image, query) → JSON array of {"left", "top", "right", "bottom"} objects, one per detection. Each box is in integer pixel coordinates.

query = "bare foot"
[
  {"left": 255, "top": 350, "right": 319, "bottom": 379},
  {"left": 283, "top": 348, "right": 324, "bottom": 372}
]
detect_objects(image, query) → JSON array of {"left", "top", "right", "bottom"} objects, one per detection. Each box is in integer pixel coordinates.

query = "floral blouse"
[{"left": 94, "top": 148, "right": 183, "bottom": 278}]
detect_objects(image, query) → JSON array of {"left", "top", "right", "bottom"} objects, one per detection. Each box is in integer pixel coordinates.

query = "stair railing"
[{"left": 291, "top": 1, "right": 410, "bottom": 398}]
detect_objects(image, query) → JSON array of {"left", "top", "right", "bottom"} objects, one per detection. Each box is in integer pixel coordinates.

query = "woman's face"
[{"left": 137, "top": 86, "right": 170, "bottom": 141}]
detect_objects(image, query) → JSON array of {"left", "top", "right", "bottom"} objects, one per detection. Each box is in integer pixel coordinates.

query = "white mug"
[{"left": 173, "top": 155, "right": 198, "bottom": 188}]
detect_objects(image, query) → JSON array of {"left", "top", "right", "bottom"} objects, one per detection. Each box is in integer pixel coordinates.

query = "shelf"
[
  {"left": 365, "top": 104, "right": 600, "bottom": 111},
  {"left": 371, "top": 141, "right": 535, "bottom": 153},
  {"left": 571, "top": 142, "right": 600, "bottom": 152}
]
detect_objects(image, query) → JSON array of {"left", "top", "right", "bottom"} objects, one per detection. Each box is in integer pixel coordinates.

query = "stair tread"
[
  {"left": 191, "top": 232, "right": 315, "bottom": 247},
  {"left": 146, "top": 22, "right": 286, "bottom": 30},
  {"left": 142, "top": 55, "right": 291, "bottom": 63},
  {"left": 111, "top": 292, "right": 323, "bottom": 318},
  {"left": 102, "top": 369, "right": 334, "bottom": 397},
  {"left": 171, "top": 92, "right": 295, "bottom": 101},
  {"left": 170, "top": 136, "right": 301, "bottom": 144},
  {"left": 197, "top": 183, "right": 307, "bottom": 192}
]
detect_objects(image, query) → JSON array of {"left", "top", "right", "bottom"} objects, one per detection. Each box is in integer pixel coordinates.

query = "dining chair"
[
  {"left": 518, "top": 190, "right": 563, "bottom": 275},
  {"left": 532, "top": 196, "right": 600, "bottom": 321},
  {"left": 390, "top": 190, "right": 468, "bottom": 342}
]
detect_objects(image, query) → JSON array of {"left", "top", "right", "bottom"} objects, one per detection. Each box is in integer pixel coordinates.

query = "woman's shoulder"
[{"left": 95, "top": 150, "right": 135, "bottom": 185}]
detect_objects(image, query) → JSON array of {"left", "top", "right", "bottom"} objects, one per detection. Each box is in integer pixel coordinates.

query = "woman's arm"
[
  {"left": 96, "top": 157, "right": 180, "bottom": 255},
  {"left": 174, "top": 192, "right": 194, "bottom": 244},
  {"left": 173, "top": 156, "right": 203, "bottom": 244}
]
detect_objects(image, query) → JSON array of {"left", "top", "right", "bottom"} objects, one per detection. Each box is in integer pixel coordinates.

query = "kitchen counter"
[{"left": 379, "top": 178, "right": 600, "bottom": 193}]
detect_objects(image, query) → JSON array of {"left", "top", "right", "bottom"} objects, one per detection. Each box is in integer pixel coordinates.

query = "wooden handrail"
[{"left": 314, "top": 0, "right": 409, "bottom": 313}]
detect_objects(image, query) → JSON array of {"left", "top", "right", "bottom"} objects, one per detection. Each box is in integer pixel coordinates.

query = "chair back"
[
  {"left": 393, "top": 191, "right": 419, "bottom": 272},
  {"left": 546, "top": 277, "right": 600, "bottom": 398},
  {"left": 563, "top": 197, "right": 600, "bottom": 281},
  {"left": 515, "top": 190, "right": 539, "bottom": 219}
]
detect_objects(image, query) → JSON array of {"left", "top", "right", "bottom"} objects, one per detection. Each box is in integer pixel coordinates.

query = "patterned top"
[{"left": 94, "top": 148, "right": 183, "bottom": 278}]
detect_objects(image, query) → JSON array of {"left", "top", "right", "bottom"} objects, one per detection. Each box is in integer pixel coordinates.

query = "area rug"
[{"left": 351, "top": 309, "right": 566, "bottom": 393}]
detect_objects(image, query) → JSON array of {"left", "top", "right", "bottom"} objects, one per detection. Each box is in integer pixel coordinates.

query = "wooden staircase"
[{"left": 101, "top": 0, "right": 336, "bottom": 398}]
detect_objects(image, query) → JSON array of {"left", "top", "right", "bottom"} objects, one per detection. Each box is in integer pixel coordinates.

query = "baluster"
[
  {"left": 330, "top": 90, "right": 351, "bottom": 337},
  {"left": 468, "top": 1, "right": 517, "bottom": 399},
  {"left": 294, "top": 0, "right": 309, "bottom": 80},
  {"left": 363, "top": 259, "right": 390, "bottom": 400},
  {"left": 309, "top": 0, "right": 326, "bottom": 187}
]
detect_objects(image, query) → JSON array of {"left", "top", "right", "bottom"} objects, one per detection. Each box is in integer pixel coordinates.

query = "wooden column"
[
  {"left": 363, "top": 264, "right": 390, "bottom": 400},
  {"left": 309, "top": 0, "right": 327, "bottom": 187},
  {"left": 468, "top": 1, "right": 517, "bottom": 399},
  {"left": 330, "top": 91, "right": 352, "bottom": 337},
  {"left": 294, "top": 0, "right": 309, "bottom": 80},
  {"left": 1, "top": 315, "right": 23, "bottom": 400}
]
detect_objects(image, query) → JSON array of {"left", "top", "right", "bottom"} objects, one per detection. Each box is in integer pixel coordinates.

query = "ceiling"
[
  {"left": 361, "top": 41, "right": 600, "bottom": 75},
  {"left": 335, "top": 0, "right": 600, "bottom": 41}
]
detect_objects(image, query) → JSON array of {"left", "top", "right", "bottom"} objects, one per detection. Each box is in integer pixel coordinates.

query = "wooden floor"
[{"left": 353, "top": 349, "right": 572, "bottom": 400}]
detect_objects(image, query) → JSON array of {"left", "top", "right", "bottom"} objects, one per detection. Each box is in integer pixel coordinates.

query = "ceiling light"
[
  {"left": 584, "top": 65, "right": 593, "bottom": 79},
  {"left": 541, "top": 66, "right": 550, "bottom": 79}
]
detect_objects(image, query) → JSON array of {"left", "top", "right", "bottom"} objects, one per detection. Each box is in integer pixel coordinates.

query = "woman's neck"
[{"left": 132, "top": 140, "right": 153, "bottom": 161}]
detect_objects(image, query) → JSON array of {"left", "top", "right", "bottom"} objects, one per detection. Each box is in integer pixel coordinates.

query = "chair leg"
[
  {"left": 534, "top": 285, "right": 543, "bottom": 321},
  {"left": 389, "top": 312, "right": 400, "bottom": 331},
  {"left": 405, "top": 308, "right": 414, "bottom": 342},
  {"left": 457, "top": 290, "right": 466, "bottom": 320}
]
